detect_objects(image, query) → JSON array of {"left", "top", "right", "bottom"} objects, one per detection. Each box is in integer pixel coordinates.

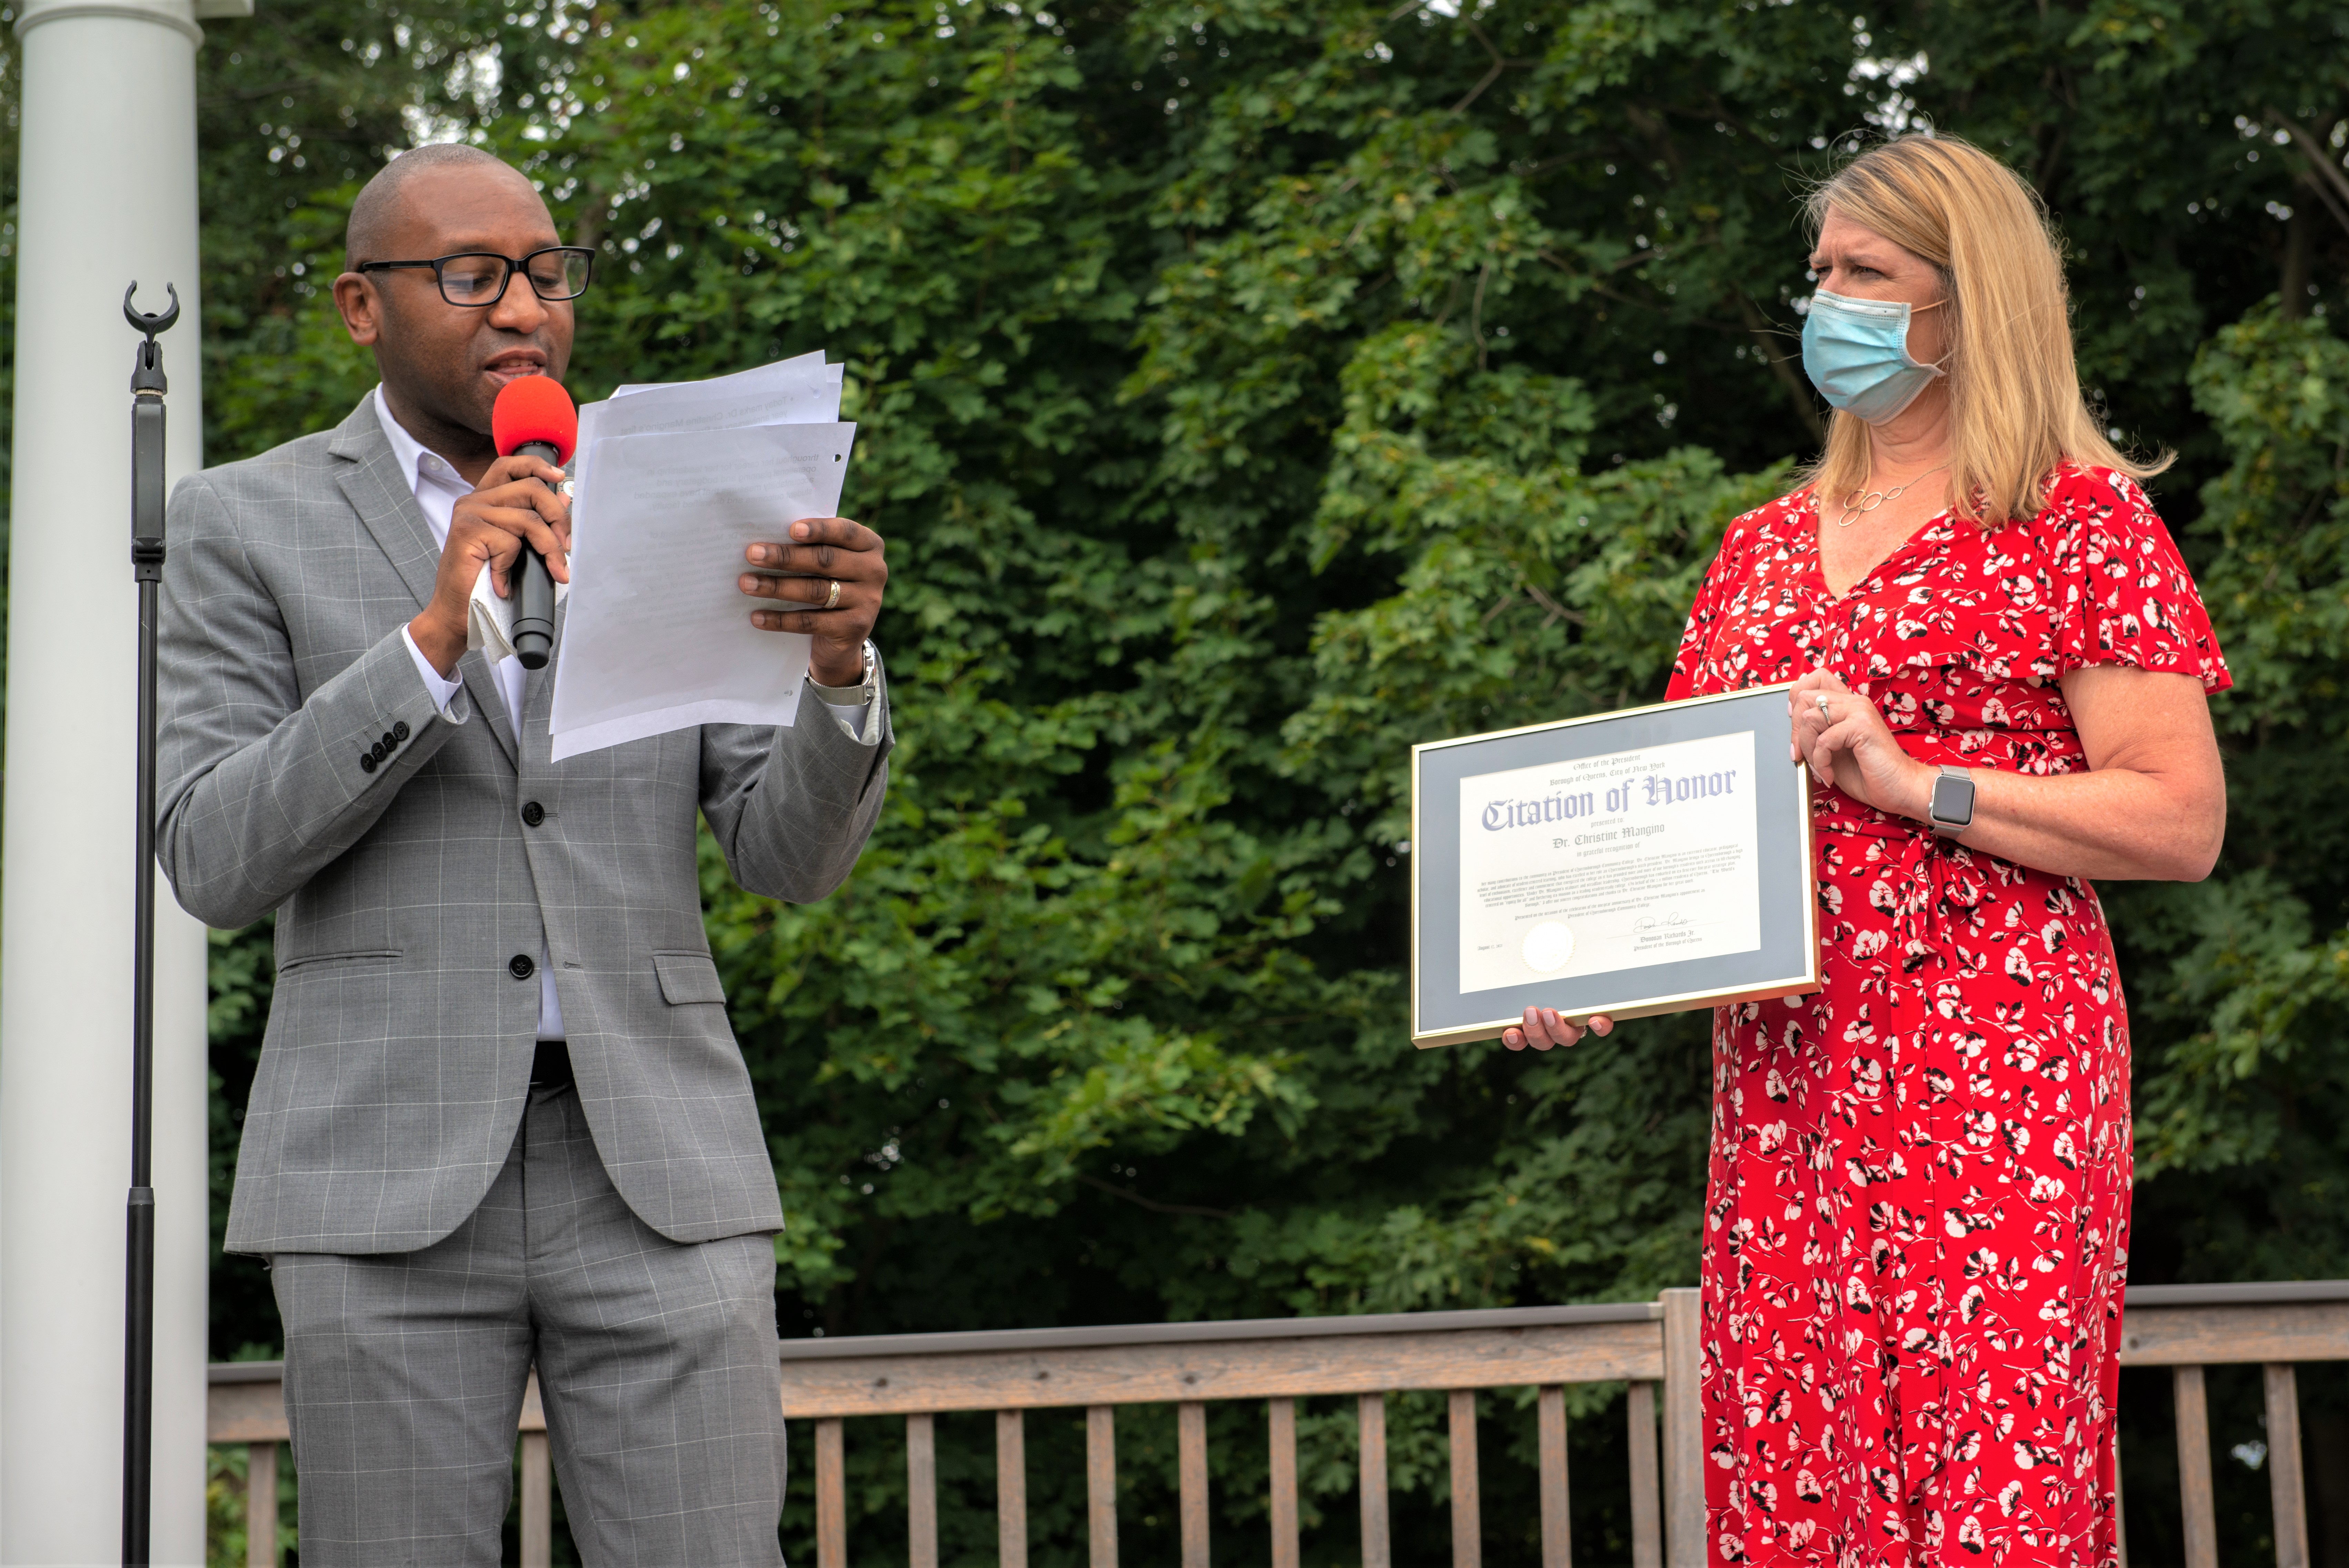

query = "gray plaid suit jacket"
[{"left": 159, "top": 394, "right": 890, "bottom": 1257}]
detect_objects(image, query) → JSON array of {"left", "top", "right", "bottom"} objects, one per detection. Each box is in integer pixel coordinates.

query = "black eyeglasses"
[{"left": 357, "top": 247, "right": 595, "bottom": 307}]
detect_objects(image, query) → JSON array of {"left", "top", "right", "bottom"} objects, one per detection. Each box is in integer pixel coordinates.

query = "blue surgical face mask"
[{"left": 1800, "top": 290, "right": 1946, "bottom": 424}]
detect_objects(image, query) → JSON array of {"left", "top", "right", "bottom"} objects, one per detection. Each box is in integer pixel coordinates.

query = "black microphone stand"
[{"left": 121, "top": 281, "right": 179, "bottom": 1568}]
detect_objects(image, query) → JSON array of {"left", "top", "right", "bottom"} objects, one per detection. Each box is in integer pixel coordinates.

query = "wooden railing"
[
  {"left": 771, "top": 1297, "right": 1705, "bottom": 1568},
  {"left": 2114, "top": 1280, "right": 2349, "bottom": 1568},
  {"left": 207, "top": 1280, "right": 2349, "bottom": 1567}
]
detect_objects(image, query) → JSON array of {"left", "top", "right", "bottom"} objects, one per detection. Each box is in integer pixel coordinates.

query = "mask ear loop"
[{"left": 1905, "top": 296, "right": 1953, "bottom": 376}]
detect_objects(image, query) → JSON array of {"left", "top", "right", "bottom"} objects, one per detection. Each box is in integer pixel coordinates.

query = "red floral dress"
[{"left": 1664, "top": 465, "right": 2229, "bottom": 1565}]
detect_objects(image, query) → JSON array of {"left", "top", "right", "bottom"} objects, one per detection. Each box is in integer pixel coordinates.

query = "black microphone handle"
[{"left": 510, "top": 439, "right": 563, "bottom": 670}]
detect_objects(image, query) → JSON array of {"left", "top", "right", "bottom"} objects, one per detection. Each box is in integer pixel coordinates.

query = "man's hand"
[
  {"left": 737, "top": 517, "right": 888, "bottom": 687},
  {"left": 408, "top": 454, "right": 572, "bottom": 676}
]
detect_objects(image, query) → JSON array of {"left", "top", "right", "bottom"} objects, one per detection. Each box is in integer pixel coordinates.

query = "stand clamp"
[{"left": 124, "top": 284, "right": 177, "bottom": 583}]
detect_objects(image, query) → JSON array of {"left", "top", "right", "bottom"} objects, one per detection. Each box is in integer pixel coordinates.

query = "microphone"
[{"left": 490, "top": 375, "right": 577, "bottom": 671}]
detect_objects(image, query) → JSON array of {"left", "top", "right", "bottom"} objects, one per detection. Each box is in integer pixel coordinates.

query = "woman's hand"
[
  {"left": 1788, "top": 670, "right": 1932, "bottom": 819},
  {"left": 1502, "top": 1008, "right": 1614, "bottom": 1051}
]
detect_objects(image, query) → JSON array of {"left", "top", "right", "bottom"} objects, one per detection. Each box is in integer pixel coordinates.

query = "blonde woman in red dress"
[{"left": 1503, "top": 135, "right": 2229, "bottom": 1563}]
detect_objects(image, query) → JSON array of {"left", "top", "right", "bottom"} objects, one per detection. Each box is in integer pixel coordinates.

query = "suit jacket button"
[
  {"left": 381, "top": 730, "right": 396, "bottom": 750},
  {"left": 509, "top": 954, "right": 536, "bottom": 980},
  {"left": 521, "top": 801, "right": 545, "bottom": 827},
  {"left": 393, "top": 720, "right": 411, "bottom": 742},
  {"left": 360, "top": 752, "right": 377, "bottom": 774}
]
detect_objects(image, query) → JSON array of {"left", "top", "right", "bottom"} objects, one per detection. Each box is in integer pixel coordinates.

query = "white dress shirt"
[{"left": 377, "top": 386, "right": 875, "bottom": 1039}]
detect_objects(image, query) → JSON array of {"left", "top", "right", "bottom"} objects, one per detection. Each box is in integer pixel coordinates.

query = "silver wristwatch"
[
  {"left": 1927, "top": 764, "right": 1975, "bottom": 838},
  {"left": 808, "top": 640, "right": 880, "bottom": 706}
]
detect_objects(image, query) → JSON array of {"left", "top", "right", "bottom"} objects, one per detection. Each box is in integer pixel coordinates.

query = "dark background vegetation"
[{"left": 5, "top": 0, "right": 2349, "bottom": 1560}]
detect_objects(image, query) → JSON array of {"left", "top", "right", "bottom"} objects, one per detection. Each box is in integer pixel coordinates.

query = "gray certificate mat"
[{"left": 1410, "top": 684, "right": 1818, "bottom": 1047}]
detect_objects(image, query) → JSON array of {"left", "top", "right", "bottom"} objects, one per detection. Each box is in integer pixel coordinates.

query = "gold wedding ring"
[{"left": 824, "top": 578, "right": 841, "bottom": 610}]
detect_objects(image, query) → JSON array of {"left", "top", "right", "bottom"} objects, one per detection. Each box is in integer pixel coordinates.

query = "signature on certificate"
[{"left": 1633, "top": 912, "right": 1693, "bottom": 934}]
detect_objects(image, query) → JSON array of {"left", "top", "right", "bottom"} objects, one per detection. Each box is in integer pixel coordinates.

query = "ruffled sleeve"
[
  {"left": 2045, "top": 468, "right": 2232, "bottom": 695},
  {"left": 1666, "top": 496, "right": 1777, "bottom": 701}
]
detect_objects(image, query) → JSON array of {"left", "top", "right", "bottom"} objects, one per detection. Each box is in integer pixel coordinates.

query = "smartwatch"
[{"left": 1927, "top": 764, "right": 1975, "bottom": 838}]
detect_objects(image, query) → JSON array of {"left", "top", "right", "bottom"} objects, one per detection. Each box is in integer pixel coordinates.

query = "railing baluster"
[
  {"left": 1087, "top": 1405, "right": 1120, "bottom": 1568},
  {"left": 998, "top": 1408, "right": 1029, "bottom": 1568},
  {"left": 1538, "top": 1384, "right": 1570, "bottom": 1568},
  {"left": 1268, "top": 1398, "right": 1299, "bottom": 1568},
  {"left": 1359, "top": 1392, "right": 1391, "bottom": 1568},
  {"left": 2175, "top": 1364, "right": 2217, "bottom": 1568},
  {"left": 1180, "top": 1400, "right": 1211, "bottom": 1567},
  {"left": 520, "top": 1432, "right": 552, "bottom": 1568},
  {"left": 245, "top": 1441, "right": 278, "bottom": 1568},
  {"left": 1659, "top": 1290, "right": 1703, "bottom": 1568},
  {"left": 908, "top": 1412, "right": 939, "bottom": 1568},
  {"left": 2266, "top": 1363, "right": 2310, "bottom": 1568},
  {"left": 1449, "top": 1389, "right": 1481, "bottom": 1568},
  {"left": 816, "top": 1417, "right": 848, "bottom": 1568},
  {"left": 1628, "top": 1380, "right": 1662, "bottom": 1568}
]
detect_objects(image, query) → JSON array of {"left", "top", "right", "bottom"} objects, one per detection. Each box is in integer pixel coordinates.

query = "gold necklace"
[{"left": 1835, "top": 463, "right": 1950, "bottom": 528}]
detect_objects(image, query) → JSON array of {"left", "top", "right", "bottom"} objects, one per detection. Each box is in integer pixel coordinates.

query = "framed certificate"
[{"left": 1409, "top": 683, "right": 1818, "bottom": 1048}]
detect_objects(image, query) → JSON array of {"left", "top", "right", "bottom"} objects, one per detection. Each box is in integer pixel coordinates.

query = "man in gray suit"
[{"left": 158, "top": 144, "right": 887, "bottom": 1565}]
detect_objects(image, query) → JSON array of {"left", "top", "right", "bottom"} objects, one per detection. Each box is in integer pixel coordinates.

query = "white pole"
[{"left": 2, "top": 0, "right": 225, "bottom": 1561}]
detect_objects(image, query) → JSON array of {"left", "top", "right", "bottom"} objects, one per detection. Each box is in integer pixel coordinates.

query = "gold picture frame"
[{"left": 1409, "top": 683, "right": 1819, "bottom": 1049}]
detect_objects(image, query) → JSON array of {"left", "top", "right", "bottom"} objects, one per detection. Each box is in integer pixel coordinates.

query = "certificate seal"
[{"left": 1522, "top": 921, "right": 1575, "bottom": 974}]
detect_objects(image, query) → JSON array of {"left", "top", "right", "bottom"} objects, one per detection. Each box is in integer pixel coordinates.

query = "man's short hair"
[{"left": 345, "top": 144, "right": 527, "bottom": 274}]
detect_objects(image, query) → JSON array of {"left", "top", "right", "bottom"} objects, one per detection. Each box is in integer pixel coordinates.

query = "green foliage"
[
  {"left": 204, "top": 1443, "right": 294, "bottom": 1568},
  {"left": 2184, "top": 305, "right": 2349, "bottom": 738},
  {"left": 167, "top": 0, "right": 2349, "bottom": 1557},
  {"left": 2109, "top": 305, "right": 2349, "bottom": 1288}
]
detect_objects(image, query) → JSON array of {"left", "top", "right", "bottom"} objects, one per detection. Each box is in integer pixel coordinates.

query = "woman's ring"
[
  {"left": 824, "top": 579, "right": 841, "bottom": 611},
  {"left": 1816, "top": 693, "right": 1832, "bottom": 719}
]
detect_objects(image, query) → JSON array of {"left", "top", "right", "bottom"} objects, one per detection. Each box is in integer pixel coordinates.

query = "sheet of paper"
[
  {"left": 608, "top": 348, "right": 829, "bottom": 401},
  {"left": 464, "top": 561, "right": 566, "bottom": 666},
  {"left": 1455, "top": 730, "right": 1761, "bottom": 994},
  {"left": 547, "top": 421, "right": 856, "bottom": 761},
  {"left": 608, "top": 361, "right": 841, "bottom": 401},
  {"left": 575, "top": 354, "right": 840, "bottom": 487}
]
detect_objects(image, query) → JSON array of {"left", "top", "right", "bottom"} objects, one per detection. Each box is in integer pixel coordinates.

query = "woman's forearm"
[
  {"left": 1886, "top": 756, "right": 2223, "bottom": 883},
  {"left": 1797, "top": 666, "right": 2225, "bottom": 885}
]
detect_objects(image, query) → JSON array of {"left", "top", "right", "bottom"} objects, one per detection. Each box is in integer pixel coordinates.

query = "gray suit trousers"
[{"left": 271, "top": 1081, "right": 786, "bottom": 1568}]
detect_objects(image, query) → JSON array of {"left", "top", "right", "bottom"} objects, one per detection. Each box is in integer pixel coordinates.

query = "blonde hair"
[{"left": 1798, "top": 134, "right": 2168, "bottom": 525}]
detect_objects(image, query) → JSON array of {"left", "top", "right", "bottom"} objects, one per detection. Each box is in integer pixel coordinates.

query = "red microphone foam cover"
[{"left": 492, "top": 375, "right": 578, "bottom": 464}]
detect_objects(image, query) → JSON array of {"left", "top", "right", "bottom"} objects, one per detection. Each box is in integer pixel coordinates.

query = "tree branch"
[
  {"left": 1733, "top": 291, "right": 1826, "bottom": 444},
  {"left": 1075, "top": 1173, "right": 1236, "bottom": 1219},
  {"left": 1450, "top": 58, "right": 1507, "bottom": 117},
  {"left": 2269, "top": 111, "right": 2349, "bottom": 241},
  {"left": 1520, "top": 580, "right": 1584, "bottom": 627},
  {"left": 1450, "top": 19, "right": 1534, "bottom": 117},
  {"left": 2300, "top": 168, "right": 2349, "bottom": 244},
  {"left": 1470, "top": 261, "right": 1492, "bottom": 369}
]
